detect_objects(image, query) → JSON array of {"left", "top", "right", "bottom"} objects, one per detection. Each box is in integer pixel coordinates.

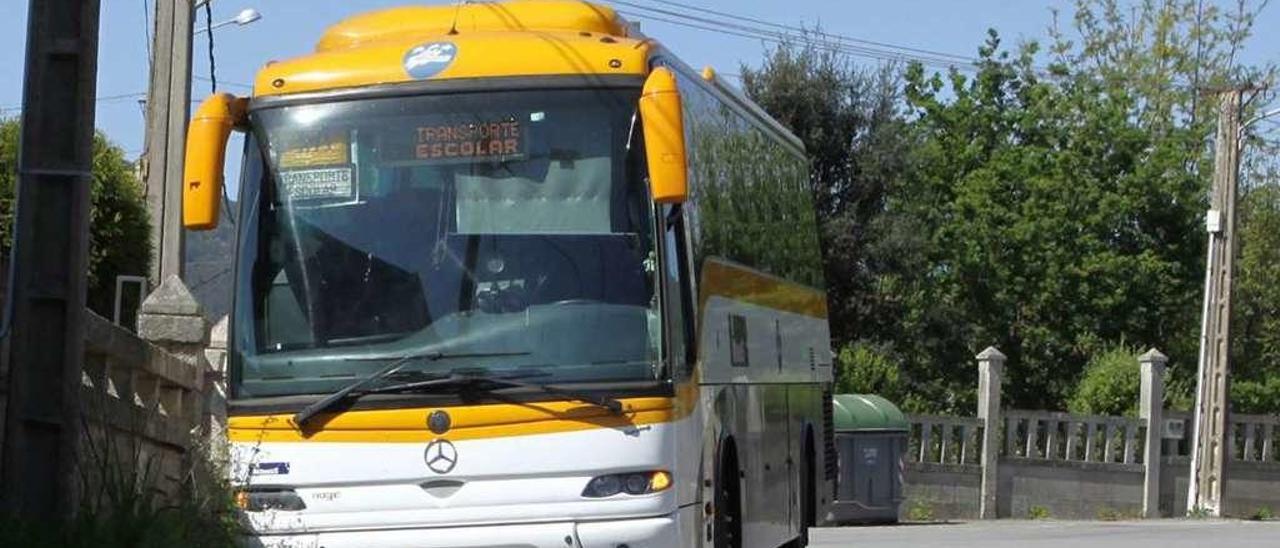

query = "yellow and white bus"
[{"left": 183, "top": 2, "right": 833, "bottom": 546}]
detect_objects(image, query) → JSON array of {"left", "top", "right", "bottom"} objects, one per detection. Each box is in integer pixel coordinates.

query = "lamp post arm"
[
  {"left": 193, "top": 19, "right": 235, "bottom": 35},
  {"left": 1243, "top": 106, "right": 1280, "bottom": 131}
]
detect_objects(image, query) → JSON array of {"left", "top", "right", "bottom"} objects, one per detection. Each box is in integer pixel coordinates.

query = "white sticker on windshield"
[{"left": 279, "top": 166, "right": 355, "bottom": 201}]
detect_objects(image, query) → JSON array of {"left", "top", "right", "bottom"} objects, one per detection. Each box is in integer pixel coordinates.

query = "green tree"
[
  {"left": 1233, "top": 183, "right": 1280, "bottom": 412},
  {"left": 741, "top": 3, "right": 1271, "bottom": 414},
  {"left": 0, "top": 119, "right": 152, "bottom": 318},
  {"left": 741, "top": 39, "right": 913, "bottom": 347},
  {"left": 881, "top": 20, "right": 1229, "bottom": 410},
  {"left": 841, "top": 0, "right": 1266, "bottom": 412}
]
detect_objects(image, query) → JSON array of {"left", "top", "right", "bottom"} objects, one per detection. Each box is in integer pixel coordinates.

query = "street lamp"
[{"left": 194, "top": 8, "right": 262, "bottom": 35}]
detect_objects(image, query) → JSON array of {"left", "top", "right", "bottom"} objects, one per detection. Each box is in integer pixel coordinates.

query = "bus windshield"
[{"left": 232, "top": 88, "right": 660, "bottom": 399}]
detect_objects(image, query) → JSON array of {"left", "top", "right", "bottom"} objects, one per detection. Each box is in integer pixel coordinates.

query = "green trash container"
[{"left": 827, "top": 394, "right": 908, "bottom": 524}]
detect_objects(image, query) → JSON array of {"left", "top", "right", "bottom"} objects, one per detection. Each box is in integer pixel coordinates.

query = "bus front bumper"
[{"left": 245, "top": 514, "right": 680, "bottom": 548}]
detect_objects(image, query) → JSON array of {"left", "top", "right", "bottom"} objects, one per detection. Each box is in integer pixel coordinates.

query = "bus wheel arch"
[{"left": 713, "top": 436, "right": 742, "bottom": 548}]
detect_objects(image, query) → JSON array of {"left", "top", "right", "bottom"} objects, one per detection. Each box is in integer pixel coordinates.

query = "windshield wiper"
[
  {"left": 291, "top": 350, "right": 529, "bottom": 427},
  {"left": 477, "top": 375, "right": 625, "bottom": 415},
  {"left": 368, "top": 371, "right": 625, "bottom": 416}
]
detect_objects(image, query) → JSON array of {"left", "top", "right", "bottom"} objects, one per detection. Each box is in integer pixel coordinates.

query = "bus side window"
[{"left": 663, "top": 204, "right": 697, "bottom": 374}]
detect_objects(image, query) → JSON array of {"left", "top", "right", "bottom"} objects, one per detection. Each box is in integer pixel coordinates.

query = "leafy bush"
[
  {"left": 835, "top": 340, "right": 921, "bottom": 407},
  {"left": 1068, "top": 344, "right": 1141, "bottom": 416},
  {"left": 1232, "top": 377, "right": 1280, "bottom": 415},
  {"left": 0, "top": 119, "right": 151, "bottom": 319},
  {"left": 835, "top": 341, "right": 899, "bottom": 393}
]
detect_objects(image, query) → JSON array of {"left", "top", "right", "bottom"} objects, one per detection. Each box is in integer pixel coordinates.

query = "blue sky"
[{"left": 2, "top": 1, "right": 1278, "bottom": 198}]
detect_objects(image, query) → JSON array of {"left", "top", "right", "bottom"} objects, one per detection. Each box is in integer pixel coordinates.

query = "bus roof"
[
  {"left": 247, "top": 0, "right": 804, "bottom": 155},
  {"left": 316, "top": 1, "right": 634, "bottom": 52},
  {"left": 253, "top": 1, "right": 650, "bottom": 97}
]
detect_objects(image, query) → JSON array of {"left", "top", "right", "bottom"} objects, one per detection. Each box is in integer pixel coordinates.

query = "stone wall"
[
  {"left": 78, "top": 276, "right": 217, "bottom": 501},
  {"left": 1000, "top": 459, "right": 1144, "bottom": 519},
  {"left": 903, "top": 462, "right": 981, "bottom": 519},
  {"left": 895, "top": 347, "right": 1280, "bottom": 521}
]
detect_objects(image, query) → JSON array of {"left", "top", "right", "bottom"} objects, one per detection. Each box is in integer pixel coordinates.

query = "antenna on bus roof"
[{"left": 447, "top": 0, "right": 466, "bottom": 35}]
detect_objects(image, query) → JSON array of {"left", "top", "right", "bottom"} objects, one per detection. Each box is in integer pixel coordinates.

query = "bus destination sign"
[
  {"left": 415, "top": 120, "right": 525, "bottom": 162},
  {"left": 279, "top": 166, "right": 355, "bottom": 201}
]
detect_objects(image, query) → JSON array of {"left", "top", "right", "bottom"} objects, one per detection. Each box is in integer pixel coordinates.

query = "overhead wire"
[
  {"left": 612, "top": 0, "right": 984, "bottom": 72},
  {"left": 642, "top": 0, "right": 978, "bottom": 64},
  {"left": 614, "top": 9, "right": 969, "bottom": 72},
  {"left": 194, "top": 75, "right": 253, "bottom": 90},
  {"left": 0, "top": 92, "right": 148, "bottom": 115},
  {"left": 189, "top": 265, "right": 233, "bottom": 291},
  {"left": 615, "top": 0, "right": 1207, "bottom": 90}
]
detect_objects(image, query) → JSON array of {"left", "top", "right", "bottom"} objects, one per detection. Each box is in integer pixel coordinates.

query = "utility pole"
[
  {"left": 143, "top": 0, "right": 195, "bottom": 283},
  {"left": 0, "top": 0, "right": 101, "bottom": 519},
  {"left": 1188, "top": 88, "right": 1244, "bottom": 517}
]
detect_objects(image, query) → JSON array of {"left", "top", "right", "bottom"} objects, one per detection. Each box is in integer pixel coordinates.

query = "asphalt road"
[{"left": 809, "top": 520, "right": 1280, "bottom": 548}]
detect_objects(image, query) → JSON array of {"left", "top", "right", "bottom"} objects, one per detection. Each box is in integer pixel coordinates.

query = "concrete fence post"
[
  {"left": 137, "top": 276, "right": 209, "bottom": 429},
  {"left": 976, "top": 346, "right": 1006, "bottom": 519},
  {"left": 1139, "top": 348, "right": 1168, "bottom": 518},
  {"left": 202, "top": 315, "right": 229, "bottom": 439}
]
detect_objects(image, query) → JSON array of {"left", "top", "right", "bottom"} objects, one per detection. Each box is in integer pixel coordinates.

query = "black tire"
[
  {"left": 798, "top": 435, "right": 817, "bottom": 546},
  {"left": 714, "top": 444, "right": 742, "bottom": 548}
]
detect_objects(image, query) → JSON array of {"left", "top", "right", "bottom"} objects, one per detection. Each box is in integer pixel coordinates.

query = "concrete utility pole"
[
  {"left": 1188, "top": 89, "right": 1244, "bottom": 517},
  {"left": 0, "top": 0, "right": 101, "bottom": 519},
  {"left": 143, "top": 0, "right": 195, "bottom": 283}
]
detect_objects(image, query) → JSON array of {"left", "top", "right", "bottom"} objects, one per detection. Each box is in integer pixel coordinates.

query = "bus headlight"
[
  {"left": 234, "top": 488, "right": 307, "bottom": 511},
  {"left": 582, "top": 471, "right": 672, "bottom": 498}
]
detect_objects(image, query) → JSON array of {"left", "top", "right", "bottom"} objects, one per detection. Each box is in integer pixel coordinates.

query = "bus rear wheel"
[{"left": 714, "top": 446, "right": 742, "bottom": 548}]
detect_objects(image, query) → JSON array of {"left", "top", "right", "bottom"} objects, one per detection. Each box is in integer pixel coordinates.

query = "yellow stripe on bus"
[
  {"left": 230, "top": 388, "right": 697, "bottom": 444},
  {"left": 699, "top": 258, "right": 828, "bottom": 319}
]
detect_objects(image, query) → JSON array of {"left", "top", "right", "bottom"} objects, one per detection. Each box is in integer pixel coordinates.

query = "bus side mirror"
[
  {"left": 183, "top": 93, "right": 248, "bottom": 230},
  {"left": 639, "top": 67, "right": 688, "bottom": 204}
]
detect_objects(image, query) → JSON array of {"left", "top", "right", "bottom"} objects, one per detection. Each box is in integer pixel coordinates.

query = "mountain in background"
[{"left": 184, "top": 200, "right": 236, "bottom": 321}]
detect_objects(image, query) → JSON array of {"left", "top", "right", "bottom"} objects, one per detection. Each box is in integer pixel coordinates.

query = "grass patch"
[
  {"left": 905, "top": 498, "right": 936, "bottom": 522},
  {"left": 1028, "top": 505, "right": 1051, "bottom": 520},
  {"left": 1095, "top": 506, "right": 1141, "bottom": 521},
  {"left": 1249, "top": 506, "right": 1274, "bottom": 521}
]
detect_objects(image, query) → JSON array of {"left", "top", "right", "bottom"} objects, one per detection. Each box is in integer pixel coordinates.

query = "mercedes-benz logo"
[{"left": 423, "top": 439, "right": 458, "bottom": 474}]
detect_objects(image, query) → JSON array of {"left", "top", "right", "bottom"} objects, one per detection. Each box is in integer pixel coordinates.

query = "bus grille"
[{"left": 822, "top": 387, "right": 837, "bottom": 482}]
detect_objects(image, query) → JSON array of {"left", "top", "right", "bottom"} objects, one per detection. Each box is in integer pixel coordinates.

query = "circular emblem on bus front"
[
  {"left": 427, "top": 410, "right": 451, "bottom": 434},
  {"left": 424, "top": 439, "right": 458, "bottom": 474},
  {"left": 403, "top": 41, "right": 457, "bottom": 79}
]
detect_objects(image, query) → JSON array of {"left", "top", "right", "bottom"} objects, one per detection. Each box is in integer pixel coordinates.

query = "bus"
[{"left": 182, "top": 2, "right": 834, "bottom": 546}]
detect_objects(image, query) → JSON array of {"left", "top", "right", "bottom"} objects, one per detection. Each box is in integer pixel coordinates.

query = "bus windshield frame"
[{"left": 228, "top": 83, "right": 670, "bottom": 404}]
